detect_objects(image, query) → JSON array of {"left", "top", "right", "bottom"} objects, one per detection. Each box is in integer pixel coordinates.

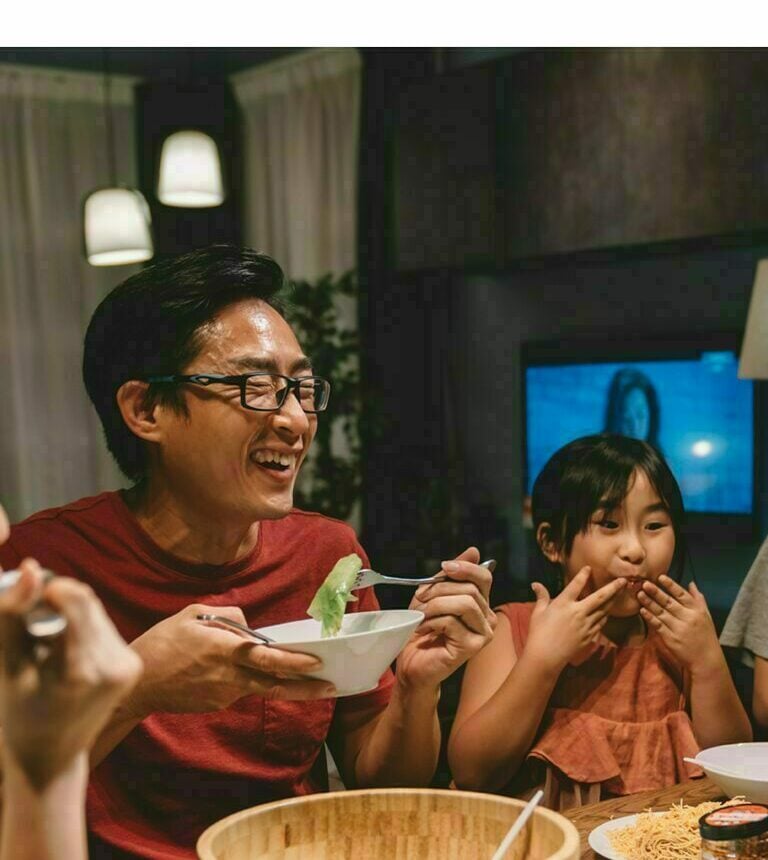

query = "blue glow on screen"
[{"left": 525, "top": 352, "right": 753, "bottom": 514}]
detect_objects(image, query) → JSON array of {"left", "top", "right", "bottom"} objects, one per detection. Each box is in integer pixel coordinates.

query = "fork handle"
[
  {"left": 381, "top": 575, "right": 441, "bottom": 586},
  {"left": 382, "top": 559, "right": 496, "bottom": 586}
]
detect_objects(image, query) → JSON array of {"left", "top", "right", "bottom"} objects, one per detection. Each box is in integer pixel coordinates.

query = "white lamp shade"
[
  {"left": 157, "top": 130, "right": 224, "bottom": 207},
  {"left": 84, "top": 188, "right": 154, "bottom": 267},
  {"left": 739, "top": 259, "right": 768, "bottom": 379}
]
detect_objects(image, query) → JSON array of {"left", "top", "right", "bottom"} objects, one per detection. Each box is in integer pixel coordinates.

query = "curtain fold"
[
  {"left": 0, "top": 63, "right": 139, "bottom": 522},
  {"left": 230, "top": 48, "right": 361, "bottom": 282},
  {"left": 231, "top": 48, "right": 363, "bottom": 528}
]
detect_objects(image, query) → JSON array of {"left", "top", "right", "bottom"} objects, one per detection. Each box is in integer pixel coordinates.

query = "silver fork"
[{"left": 351, "top": 558, "right": 496, "bottom": 591}]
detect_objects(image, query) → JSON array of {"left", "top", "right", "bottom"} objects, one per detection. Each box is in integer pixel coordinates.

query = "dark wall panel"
[
  {"left": 503, "top": 48, "right": 768, "bottom": 259},
  {"left": 393, "top": 64, "right": 498, "bottom": 270}
]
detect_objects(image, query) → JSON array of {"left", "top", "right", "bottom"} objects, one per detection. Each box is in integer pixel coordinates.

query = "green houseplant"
[{"left": 286, "top": 271, "right": 362, "bottom": 522}]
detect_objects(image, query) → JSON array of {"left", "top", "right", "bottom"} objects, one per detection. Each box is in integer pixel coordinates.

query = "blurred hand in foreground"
[{"left": 0, "top": 557, "right": 143, "bottom": 789}]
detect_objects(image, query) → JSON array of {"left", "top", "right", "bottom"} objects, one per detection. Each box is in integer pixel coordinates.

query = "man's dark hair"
[
  {"left": 83, "top": 245, "right": 288, "bottom": 482},
  {"left": 531, "top": 433, "right": 687, "bottom": 589}
]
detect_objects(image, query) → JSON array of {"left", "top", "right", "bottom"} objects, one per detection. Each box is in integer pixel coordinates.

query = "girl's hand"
[
  {"left": 526, "top": 567, "right": 627, "bottom": 675},
  {"left": 638, "top": 575, "right": 721, "bottom": 675}
]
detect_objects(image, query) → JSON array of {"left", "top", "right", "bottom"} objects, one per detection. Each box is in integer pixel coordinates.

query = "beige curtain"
[
  {"left": 230, "top": 47, "right": 361, "bottom": 281},
  {"left": 231, "top": 49, "right": 362, "bottom": 530},
  {"left": 0, "top": 63, "right": 139, "bottom": 523}
]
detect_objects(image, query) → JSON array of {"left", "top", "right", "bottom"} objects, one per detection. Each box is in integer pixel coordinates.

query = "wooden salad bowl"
[{"left": 197, "top": 788, "right": 580, "bottom": 860}]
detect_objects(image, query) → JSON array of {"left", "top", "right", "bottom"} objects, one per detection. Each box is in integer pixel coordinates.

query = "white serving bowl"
[
  {"left": 256, "top": 610, "right": 423, "bottom": 697},
  {"left": 692, "top": 743, "right": 768, "bottom": 802}
]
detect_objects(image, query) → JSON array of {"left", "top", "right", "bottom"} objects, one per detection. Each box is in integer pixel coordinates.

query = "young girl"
[{"left": 448, "top": 434, "right": 752, "bottom": 809}]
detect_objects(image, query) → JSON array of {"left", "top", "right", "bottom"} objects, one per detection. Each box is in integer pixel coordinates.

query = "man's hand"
[
  {"left": 395, "top": 547, "right": 495, "bottom": 692},
  {"left": 124, "top": 604, "right": 336, "bottom": 718},
  {"left": 638, "top": 575, "right": 722, "bottom": 676},
  {"left": 0, "top": 559, "right": 143, "bottom": 789},
  {"left": 525, "top": 567, "right": 627, "bottom": 674}
]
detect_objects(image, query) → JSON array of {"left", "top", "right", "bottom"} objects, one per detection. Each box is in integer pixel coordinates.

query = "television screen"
[{"left": 524, "top": 349, "right": 754, "bottom": 515}]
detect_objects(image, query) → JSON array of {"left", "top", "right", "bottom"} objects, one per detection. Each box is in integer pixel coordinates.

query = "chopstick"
[{"left": 490, "top": 789, "right": 544, "bottom": 860}]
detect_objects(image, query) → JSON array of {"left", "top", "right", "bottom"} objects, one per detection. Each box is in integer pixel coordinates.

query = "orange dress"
[{"left": 496, "top": 602, "right": 703, "bottom": 811}]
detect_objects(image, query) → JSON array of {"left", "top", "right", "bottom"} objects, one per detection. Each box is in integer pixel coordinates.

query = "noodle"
[{"left": 607, "top": 797, "right": 746, "bottom": 859}]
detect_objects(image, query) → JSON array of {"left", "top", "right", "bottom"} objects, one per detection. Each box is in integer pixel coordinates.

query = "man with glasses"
[{"left": 0, "top": 246, "right": 495, "bottom": 860}]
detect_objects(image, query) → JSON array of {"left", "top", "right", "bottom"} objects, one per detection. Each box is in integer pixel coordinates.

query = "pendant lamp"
[
  {"left": 156, "top": 129, "right": 225, "bottom": 207},
  {"left": 83, "top": 50, "right": 153, "bottom": 267}
]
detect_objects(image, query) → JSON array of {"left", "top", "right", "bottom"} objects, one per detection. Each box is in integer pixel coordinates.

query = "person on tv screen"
[
  {"left": 0, "top": 245, "right": 495, "bottom": 859},
  {"left": 604, "top": 368, "right": 661, "bottom": 449},
  {"left": 448, "top": 434, "right": 751, "bottom": 809},
  {"left": 720, "top": 542, "right": 768, "bottom": 736}
]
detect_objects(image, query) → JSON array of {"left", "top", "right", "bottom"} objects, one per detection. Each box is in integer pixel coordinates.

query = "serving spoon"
[{"left": 490, "top": 789, "right": 543, "bottom": 860}]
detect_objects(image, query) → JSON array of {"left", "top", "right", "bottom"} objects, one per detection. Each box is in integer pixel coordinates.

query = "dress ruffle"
[{"left": 529, "top": 704, "right": 703, "bottom": 795}]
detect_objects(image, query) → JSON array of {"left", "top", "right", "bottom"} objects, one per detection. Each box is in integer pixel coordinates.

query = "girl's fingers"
[
  {"left": 587, "top": 615, "right": 609, "bottom": 639},
  {"left": 640, "top": 580, "right": 684, "bottom": 618},
  {"left": 639, "top": 606, "right": 664, "bottom": 630},
  {"left": 560, "top": 566, "right": 592, "bottom": 600},
  {"left": 657, "top": 574, "right": 694, "bottom": 605},
  {"left": 687, "top": 581, "right": 708, "bottom": 605},
  {"left": 637, "top": 590, "right": 680, "bottom": 631},
  {"left": 582, "top": 577, "right": 626, "bottom": 614},
  {"left": 530, "top": 581, "right": 551, "bottom": 609}
]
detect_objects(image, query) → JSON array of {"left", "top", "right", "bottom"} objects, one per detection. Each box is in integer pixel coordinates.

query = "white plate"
[{"left": 588, "top": 812, "right": 664, "bottom": 859}]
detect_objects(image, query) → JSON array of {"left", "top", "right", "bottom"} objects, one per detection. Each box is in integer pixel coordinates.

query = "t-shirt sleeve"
[{"left": 720, "top": 535, "right": 768, "bottom": 666}]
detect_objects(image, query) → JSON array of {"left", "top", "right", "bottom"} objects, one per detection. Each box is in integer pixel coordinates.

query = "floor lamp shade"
[
  {"left": 739, "top": 259, "right": 768, "bottom": 379},
  {"left": 84, "top": 188, "right": 154, "bottom": 266},
  {"left": 157, "top": 130, "right": 225, "bottom": 207}
]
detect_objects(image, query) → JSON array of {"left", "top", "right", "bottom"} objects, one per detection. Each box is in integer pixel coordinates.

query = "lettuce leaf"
[{"left": 307, "top": 553, "right": 361, "bottom": 638}]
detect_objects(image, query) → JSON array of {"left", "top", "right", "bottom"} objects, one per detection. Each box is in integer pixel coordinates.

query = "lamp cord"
[{"left": 102, "top": 47, "right": 117, "bottom": 186}]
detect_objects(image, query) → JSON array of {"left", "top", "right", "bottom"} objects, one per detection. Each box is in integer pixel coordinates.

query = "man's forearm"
[
  {"left": 89, "top": 699, "right": 144, "bottom": 768},
  {"left": 354, "top": 681, "right": 441, "bottom": 788},
  {"left": 1, "top": 753, "right": 88, "bottom": 860}
]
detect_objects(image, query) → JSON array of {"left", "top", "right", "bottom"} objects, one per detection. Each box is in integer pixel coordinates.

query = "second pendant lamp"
[{"left": 157, "top": 129, "right": 225, "bottom": 208}]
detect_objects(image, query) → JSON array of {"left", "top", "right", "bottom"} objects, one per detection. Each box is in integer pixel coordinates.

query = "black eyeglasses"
[{"left": 144, "top": 373, "right": 331, "bottom": 413}]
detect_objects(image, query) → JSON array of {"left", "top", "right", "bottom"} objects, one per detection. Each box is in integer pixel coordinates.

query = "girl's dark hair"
[
  {"left": 531, "top": 433, "right": 687, "bottom": 589},
  {"left": 82, "top": 245, "right": 288, "bottom": 482},
  {"left": 604, "top": 368, "right": 661, "bottom": 449}
]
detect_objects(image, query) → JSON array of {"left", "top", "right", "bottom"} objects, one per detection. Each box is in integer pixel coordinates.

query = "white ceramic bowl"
[
  {"left": 256, "top": 610, "right": 423, "bottom": 697},
  {"left": 691, "top": 743, "right": 768, "bottom": 802}
]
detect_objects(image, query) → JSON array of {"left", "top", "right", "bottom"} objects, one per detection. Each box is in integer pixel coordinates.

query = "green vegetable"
[{"left": 307, "top": 553, "right": 361, "bottom": 637}]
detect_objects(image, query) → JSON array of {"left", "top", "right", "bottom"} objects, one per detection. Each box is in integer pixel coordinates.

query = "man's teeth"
[{"left": 252, "top": 451, "right": 295, "bottom": 468}]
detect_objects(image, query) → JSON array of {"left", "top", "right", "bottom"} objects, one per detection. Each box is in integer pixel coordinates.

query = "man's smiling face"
[{"left": 152, "top": 298, "right": 318, "bottom": 523}]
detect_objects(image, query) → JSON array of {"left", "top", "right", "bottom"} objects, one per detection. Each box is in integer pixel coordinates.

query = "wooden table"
[{"left": 562, "top": 777, "right": 724, "bottom": 859}]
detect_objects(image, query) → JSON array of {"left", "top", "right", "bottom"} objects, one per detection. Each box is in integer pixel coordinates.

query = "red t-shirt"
[{"left": 0, "top": 492, "right": 394, "bottom": 859}]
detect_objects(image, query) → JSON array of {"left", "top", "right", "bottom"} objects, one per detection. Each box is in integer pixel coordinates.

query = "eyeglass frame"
[{"left": 142, "top": 372, "right": 331, "bottom": 413}]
